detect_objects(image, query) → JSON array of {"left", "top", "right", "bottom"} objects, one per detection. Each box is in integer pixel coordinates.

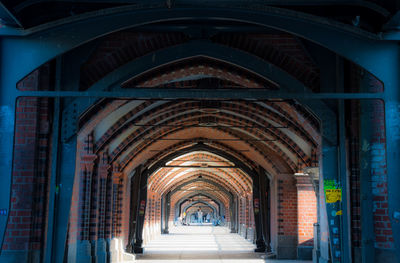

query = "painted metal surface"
[
  {"left": 252, "top": 171, "right": 265, "bottom": 252},
  {"left": 338, "top": 100, "right": 351, "bottom": 263},
  {"left": 134, "top": 168, "right": 149, "bottom": 253},
  {"left": 0, "top": 5, "right": 396, "bottom": 87},
  {"left": 44, "top": 100, "right": 61, "bottom": 262},
  {"left": 359, "top": 100, "right": 375, "bottom": 263},
  {"left": 384, "top": 93, "right": 400, "bottom": 260},
  {"left": 0, "top": 3, "right": 399, "bottom": 261},
  {"left": 53, "top": 132, "right": 78, "bottom": 263}
]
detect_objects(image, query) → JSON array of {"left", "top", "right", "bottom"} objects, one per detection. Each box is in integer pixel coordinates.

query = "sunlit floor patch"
[{"left": 133, "top": 226, "right": 311, "bottom": 263}]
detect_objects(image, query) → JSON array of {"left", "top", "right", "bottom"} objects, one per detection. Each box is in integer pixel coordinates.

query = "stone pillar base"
[
  {"left": 96, "top": 239, "right": 107, "bottom": 263},
  {"left": 109, "top": 238, "right": 120, "bottom": 262},
  {"left": 76, "top": 240, "right": 92, "bottom": 263}
]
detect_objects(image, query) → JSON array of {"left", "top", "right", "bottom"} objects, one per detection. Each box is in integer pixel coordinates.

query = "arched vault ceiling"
[
  {"left": 148, "top": 151, "right": 251, "bottom": 195},
  {"left": 79, "top": 98, "right": 321, "bottom": 177}
]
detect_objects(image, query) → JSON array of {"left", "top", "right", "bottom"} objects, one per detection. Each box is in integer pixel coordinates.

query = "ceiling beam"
[{"left": 0, "top": 2, "right": 22, "bottom": 27}]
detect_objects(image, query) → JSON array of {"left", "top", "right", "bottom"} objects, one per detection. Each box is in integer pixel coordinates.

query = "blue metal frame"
[
  {"left": 0, "top": 5, "right": 396, "bottom": 85},
  {"left": 0, "top": 4, "right": 399, "bottom": 261}
]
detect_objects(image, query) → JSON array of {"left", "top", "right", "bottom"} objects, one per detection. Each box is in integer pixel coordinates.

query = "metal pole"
[
  {"left": 253, "top": 172, "right": 266, "bottom": 252},
  {"left": 44, "top": 96, "right": 60, "bottom": 263},
  {"left": 338, "top": 100, "right": 352, "bottom": 262},
  {"left": 133, "top": 169, "right": 148, "bottom": 254},
  {"left": 359, "top": 100, "right": 375, "bottom": 263}
]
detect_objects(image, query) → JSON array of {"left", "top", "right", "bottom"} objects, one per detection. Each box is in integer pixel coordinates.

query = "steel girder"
[
  {"left": 0, "top": 4, "right": 399, "bottom": 262},
  {"left": 0, "top": 5, "right": 397, "bottom": 85}
]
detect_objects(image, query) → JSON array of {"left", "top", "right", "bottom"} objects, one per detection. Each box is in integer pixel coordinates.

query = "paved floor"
[{"left": 134, "top": 226, "right": 311, "bottom": 263}]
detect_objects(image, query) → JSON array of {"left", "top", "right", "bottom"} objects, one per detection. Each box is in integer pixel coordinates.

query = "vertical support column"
[
  {"left": 96, "top": 151, "right": 111, "bottom": 263},
  {"left": 304, "top": 167, "right": 321, "bottom": 263},
  {"left": 295, "top": 173, "right": 317, "bottom": 259},
  {"left": 321, "top": 138, "right": 342, "bottom": 263},
  {"left": 338, "top": 100, "right": 352, "bottom": 263},
  {"left": 45, "top": 97, "right": 60, "bottom": 263},
  {"left": 247, "top": 193, "right": 255, "bottom": 241},
  {"left": 45, "top": 57, "right": 61, "bottom": 263},
  {"left": 104, "top": 162, "right": 113, "bottom": 261},
  {"left": 0, "top": 41, "right": 18, "bottom": 254},
  {"left": 77, "top": 134, "right": 97, "bottom": 263},
  {"left": 259, "top": 167, "right": 271, "bottom": 252},
  {"left": 230, "top": 193, "right": 237, "bottom": 233},
  {"left": 163, "top": 191, "right": 171, "bottom": 234},
  {"left": 126, "top": 166, "right": 141, "bottom": 253},
  {"left": 51, "top": 100, "right": 79, "bottom": 263},
  {"left": 89, "top": 154, "right": 100, "bottom": 263},
  {"left": 253, "top": 172, "right": 266, "bottom": 252},
  {"left": 111, "top": 164, "right": 122, "bottom": 238},
  {"left": 110, "top": 163, "right": 122, "bottom": 262},
  {"left": 133, "top": 169, "right": 148, "bottom": 254},
  {"left": 384, "top": 64, "right": 400, "bottom": 260},
  {"left": 359, "top": 100, "right": 375, "bottom": 263}
]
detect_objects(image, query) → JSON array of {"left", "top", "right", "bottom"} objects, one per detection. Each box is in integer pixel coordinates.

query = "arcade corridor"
[
  {"left": 136, "top": 225, "right": 311, "bottom": 263},
  {"left": 0, "top": 1, "right": 400, "bottom": 263}
]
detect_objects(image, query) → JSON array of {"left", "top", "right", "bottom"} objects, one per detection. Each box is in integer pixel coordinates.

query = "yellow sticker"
[
  {"left": 325, "top": 189, "right": 342, "bottom": 203},
  {"left": 336, "top": 210, "right": 343, "bottom": 215}
]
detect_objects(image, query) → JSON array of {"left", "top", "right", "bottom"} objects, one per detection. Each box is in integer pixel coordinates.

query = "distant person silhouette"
[{"left": 197, "top": 208, "right": 203, "bottom": 224}]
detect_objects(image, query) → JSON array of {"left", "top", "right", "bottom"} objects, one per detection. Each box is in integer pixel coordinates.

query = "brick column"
[
  {"left": 295, "top": 173, "right": 317, "bottom": 257},
  {"left": 77, "top": 134, "right": 97, "bottom": 263},
  {"left": 96, "top": 150, "right": 111, "bottom": 263},
  {"left": 111, "top": 164, "right": 123, "bottom": 237},
  {"left": 110, "top": 163, "right": 123, "bottom": 262}
]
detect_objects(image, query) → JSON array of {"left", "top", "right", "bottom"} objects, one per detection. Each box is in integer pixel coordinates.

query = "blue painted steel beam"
[
  {"left": 359, "top": 100, "right": 375, "bottom": 263},
  {"left": 53, "top": 132, "right": 78, "bottom": 263},
  {"left": 15, "top": 89, "right": 384, "bottom": 99},
  {"left": 384, "top": 60, "right": 400, "bottom": 260},
  {"left": 0, "top": 2, "right": 22, "bottom": 27},
  {"left": 338, "top": 100, "right": 352, "bottom": 263},
  {"left": 0, "top": 5, "right": 396, "bottom": 87},
  {"left": 44, "top": 57, "right": 62, "bottom": 263},
  {"left": 0, "top": 81, "right": 15, "bottom": 255}
]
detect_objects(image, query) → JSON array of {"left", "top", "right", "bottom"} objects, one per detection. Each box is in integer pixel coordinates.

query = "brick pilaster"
[
  {"left": 295, "top": 174, "right": 317, "bottom": 246},
  {"left": 96, "top": 150, "right": 111, "bottom": 240},
  {"left": 112, "top": 163, "right": 123, "bottom": 237},
  {"left": 79, "top": 134, "right": 97, "bottom": 241}
]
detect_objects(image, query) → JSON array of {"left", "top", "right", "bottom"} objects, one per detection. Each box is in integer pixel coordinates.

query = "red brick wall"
[
  {"left": 2, "top": 65, "right": 53, "bottom": 256},
  {"left": 277, "top": 178, "right": 298, "bottom": 237},
  {"left": 296, "top": 177, "right": 317, "bottom": 246},
  {"left": 348, "top": 99, "right": 361, "bottom": 248},
  {"left": 347, "top": 65, "right": 393, "bottom": 250},
  {"left": 121, "top": 176, "right": 129, "bottom": 246},
  {"left": 366, "top": 75, "right": 393, "bottom": 249}
]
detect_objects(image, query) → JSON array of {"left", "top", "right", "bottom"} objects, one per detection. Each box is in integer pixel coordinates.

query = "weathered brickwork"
[
  {"left": 2, "top": 65, "right": 53, "bottom": 257},
  {"left": 296, "top": 176, "right": 317, "bottom": 246},
  {"left": 277, "top": 178, "right": 298, "bottom": 237},
  {"left": 345, "top": 64, "right": 393, "bottom": 254},
  {"left": 365, "top": 75, "right": 393, "bottom": 249},
  {"left": 348, "top": 99, "right": 362, "bottom": 249}
]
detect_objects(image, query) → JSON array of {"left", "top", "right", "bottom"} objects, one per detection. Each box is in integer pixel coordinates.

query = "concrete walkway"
[{"left": 134, "top": 226, "right": 311, "bottom": 263}]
